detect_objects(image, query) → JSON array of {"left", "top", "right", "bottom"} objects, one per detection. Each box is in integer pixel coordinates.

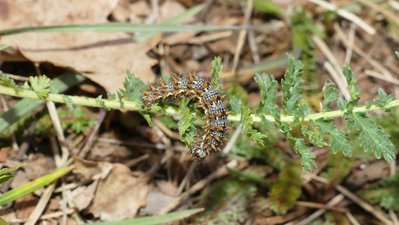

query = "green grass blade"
[
  {"left": 0, "top": 166, "right": 73, "bottom": 206},
  {"left": 0, "top": 217, "right": 8, "bottom": 225},
  {"left": 85, "top": 208, "right": 203, "bottom": 225},
  {"left": 0, "top": 23, "right": 272, "bottom": 36},
  {"left": 0, "top": 72, "right": 85, "bottom": 133}
]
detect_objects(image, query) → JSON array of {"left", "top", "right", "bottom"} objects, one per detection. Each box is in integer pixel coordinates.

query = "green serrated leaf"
[
  {"left": 314, "top": 120, "right": 351, "bottom": 157},
  {"left": 123, "top": 71, "right": 145, "bottom": 102},
  {"left": 29, "top": 75, "right": 52, "bottom": 99},
  {"left": 294, "top": 139, "right": 316, "bottom": 171},
  {"left": 63, "top": 95, "right": 74, "bottom": 110},
  {"left": 0, "top": 165, "right": 22, "bottom": 184},
  {"left": 0, "top": 74, "right": 17, "bottom": 89},
  {"left": 269, "top": 161, "right": 302, "bottom": 214},
  {"left": 322, "top": 81, "right": 339, "bottom": 111},
  {"left": 254, "top": 73, "right": 279, "bottom": 117},
  {"left": 211, "top": 56, "right": 222, "bottom": 90},
  {"left": 395, "top": 51, "right": 399, "bottom": 58},
  {"left": 230, "top": 97, "right": 242, "bottom": 115},
  {"left": 300, "top": 124, "right": 328, "bottom": 148},
  {"left": 178, "top": 100, "right": 196, "bottom": 145},
  {"left": 281, "top": 55, "right": 304, "bottom": 115},
  {"left": 96, "top": 95, "right": 110, "bottom": 110},
  {"left": 342, "top": 65, "right": 360, "bottom": 104},
  {"left": 347, "top": 113, "right": 396, "bottom": 161},
  {"left": 241, "top": 106, "right": 267, "bottom": 146},
  {"left": 337, "top": 96, "right": 347, "bottom": 110},
  {"left": 374, "top": 88, "right": 393, "bottom": 108}
]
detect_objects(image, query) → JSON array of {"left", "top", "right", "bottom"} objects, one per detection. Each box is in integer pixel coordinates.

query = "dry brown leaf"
[
  {"left": 141, "top": 186, "right": 178, "bottom": 215},
  {"left": 89, "top": 163, "right": 149, "bottom": 220},
  {"left": 346, "top": 161, "right": 389, "bottom": 187},
  {"left": 0, "top": 0, "right": 159, "bottom": 92},
  {"left": 73, "top": 157, "right": 113, "bottom": 181},
  {"left": 69, "top": 180, "right": 98, "bottom": 211}
]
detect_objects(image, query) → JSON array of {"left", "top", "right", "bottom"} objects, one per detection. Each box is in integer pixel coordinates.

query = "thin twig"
[
  {"left": 344, "top": 24, "right": 355, "bottom": 65},
  {"left": 231, "top": 0, "right": 253, "bottom": 74},
  {"left": 295, "top": 194, "right": 344, "bottom": 225},
  {"left": 346, "top": 211, "right": 361, "bottom": 225},
  {"left": 312, "top": 35, "right": 350, "bottom": 100},
  {"left": 309, "top": 0, "right": 376, "bottom": 35},
  {"left": 355, "top": 0, "right": 399, "bottom": 27},
  {"left": 311, "top": 175, "right": 393, "bottom": 225},
  {"left": 24, "top": 183, "right": 56, "bottom": 225},
  {"left": 46, "top": 101, "right": 70, "bottom": 166}
]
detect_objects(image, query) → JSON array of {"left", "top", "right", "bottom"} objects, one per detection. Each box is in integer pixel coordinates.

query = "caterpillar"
[{"left": 142, "top": 74, "right": 229, "bottom": 159}]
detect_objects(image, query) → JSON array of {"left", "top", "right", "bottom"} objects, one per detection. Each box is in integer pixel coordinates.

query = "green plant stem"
[{"left": 1, "top": 85, "right": 398, "bottom": 123}]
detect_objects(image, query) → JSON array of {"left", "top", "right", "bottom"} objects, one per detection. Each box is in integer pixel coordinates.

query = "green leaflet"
[
  {"left": 241, "top": 106, "right": 267, "bottom": 146},
  {"left": 122, "top": 71, "right": 145, "bottom": 102},
  {"left": 0, "top": 74, "right": 17, "bottom": 90},
  {"left": 294, "top": 139, "right": 316, "bottom": 171},
  {"left": 29, "top": 75, "right": 52, "bottom": 99},
  {"left": 211, "top": 56, "right": 223, "bottom": 91},
  {"left": 253, "top": 73, "right": 279, "bottom": 116},
  {"left": 281, "top": 55, "right": 304, "bottom": 115},
  {"left": 230, "top": 97, "right": 243, "bottom": 115},
  {"left": 374, "top": 88, "right": 394, "bottom": 108},
  {"left": 321, "top": 81, "right": 339, "bottom": 111},
  {"left": 313, "top": 120, "right": 351, "bottom": 157},
  {"left": 178, "top": 99, "right": 196, "bottom": 146},
  {"left": 347, "top": 113, "right": 395, "bottom": 161},
  {"left": 63, "top": 95, "right": 74, "bottom": 110},
  {"left": 230, "top": 96, "right": 266, "bottom": 146},
  {"left": 0, "top": 165, "right": 22, "bottom": 184},
  {"left": 342, "top": 65, "right": 360, "bottom": 105},
  {"left": 96, "top": 95, "right": 110, "bottom": 110}
]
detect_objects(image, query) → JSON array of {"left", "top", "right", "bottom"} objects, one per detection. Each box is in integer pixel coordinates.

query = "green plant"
[{"left": 0, "top": 55, "right": 397, "bottom": 171}]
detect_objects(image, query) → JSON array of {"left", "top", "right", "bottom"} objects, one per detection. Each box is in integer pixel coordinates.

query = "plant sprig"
[{"left": 0, "top": 54, "right": 397, "bottom": 170}]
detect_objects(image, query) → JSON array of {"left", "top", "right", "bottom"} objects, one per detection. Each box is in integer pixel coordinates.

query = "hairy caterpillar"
[{"left": 142, "top": 74, "right": 229, "bottom": 159}]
